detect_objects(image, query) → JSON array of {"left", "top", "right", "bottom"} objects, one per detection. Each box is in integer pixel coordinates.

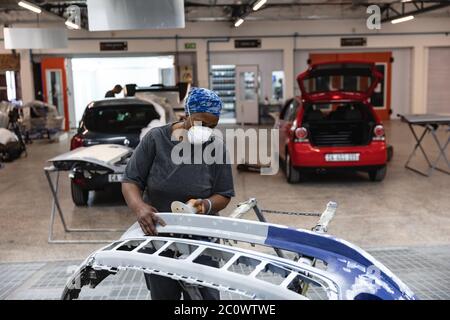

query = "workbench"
[{"left": 398, "top": 113, "right": 450, "bottom": 176}]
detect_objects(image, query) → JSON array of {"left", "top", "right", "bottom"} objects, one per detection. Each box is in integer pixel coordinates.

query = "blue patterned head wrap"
[{"left": 185, "top": 87, "right": 222, "bottom": 117}]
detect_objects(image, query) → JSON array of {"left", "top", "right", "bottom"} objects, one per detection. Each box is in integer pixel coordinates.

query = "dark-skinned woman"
[{"left": 121, "top": 87, "right": 235, "bottom": 300}]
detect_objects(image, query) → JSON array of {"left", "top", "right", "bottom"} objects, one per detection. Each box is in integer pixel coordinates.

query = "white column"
[
  {"left": 195, "top": 40, "right": 209, "bottom": 89},
  {"left": 411, "top": 45, "right": 428, "bottom": 114},
  {"left": 283, "top": 39, "right": 295, "bottom": 99},
  {"left": 19, "top": 49, "right": 35, "bottom": 103}
]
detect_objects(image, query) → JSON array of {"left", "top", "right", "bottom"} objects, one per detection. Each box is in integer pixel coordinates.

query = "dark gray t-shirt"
[{"left": 123, "top": 123, "right": 235, "bottom": 212}]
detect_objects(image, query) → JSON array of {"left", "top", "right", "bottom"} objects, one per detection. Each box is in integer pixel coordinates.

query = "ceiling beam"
[
  {"left": 381, "top": 1, "right": 450, "bottom": 23},
  {"left": 8, "top": 0, "right": 88, "bottom": 29}
]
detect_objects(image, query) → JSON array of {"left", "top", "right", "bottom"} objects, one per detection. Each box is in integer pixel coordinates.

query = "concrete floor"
[
  {"left": 3, "top": 245, "right": 450, "bottom": 300},
  {"left": 0, "top": 119, "right": 449, "bottom": 263}
]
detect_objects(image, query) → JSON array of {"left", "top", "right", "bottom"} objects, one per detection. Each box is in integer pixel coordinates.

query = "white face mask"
[
  {"left": 187, "top": 125, "right": 213, "bottom": 145},
  {"left": 185, "top": 102, "right": 214, "bottom": 144}
]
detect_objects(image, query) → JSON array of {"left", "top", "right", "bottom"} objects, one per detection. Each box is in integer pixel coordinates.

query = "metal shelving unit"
[{"left": 210, "top": 65, "right": 236, "bottom": 120}]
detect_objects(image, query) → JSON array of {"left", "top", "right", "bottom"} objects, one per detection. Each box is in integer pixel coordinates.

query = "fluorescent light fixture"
[
  {"left": 65, "top": 20, "right": 80, "bottom": 29},
  {"left": 4, "top": 27, "right": 68, "bottom": 49},
  {"left": 87, "top": 0, "right": 185, "bottom": 31},
  {"left": 253, "top": 0, "right": 267, "bottom": 11},
  {"left": 18, "top": 1, "right": 42, "bottom": 14},
  {"left": 234, "top": 18, "right": 244, "bottom": 27},
  {"left": 401, "top": 0, "right": 412, "bottom": 2},
  {"left": 391, "top": 15, "right": 414, "bottom": 24}
]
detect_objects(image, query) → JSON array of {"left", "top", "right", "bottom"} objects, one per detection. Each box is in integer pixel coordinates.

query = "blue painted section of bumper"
[{"left": 264, "top": 225, "right": 417, "bottom": 300}]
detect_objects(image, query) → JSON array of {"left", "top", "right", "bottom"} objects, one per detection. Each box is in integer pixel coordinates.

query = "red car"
[{"left": 277, "top": 61, "right": 388, "bottom": 183}]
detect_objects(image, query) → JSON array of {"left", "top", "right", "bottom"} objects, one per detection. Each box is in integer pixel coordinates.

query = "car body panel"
[
  {"left": 81, "top": 131, "right": 140, "bottom": 149},
  {"left": 21, "top": 100, "right": 64, "bottom": 136},
  {"left": 0, "top": 102, "right": 11, "bottom": 129},
  {"left": 61, "top": 213, "right": 416, "bottom": 300},
  {"left": 48, "top": 144, "right": 132, "bottom": 172}
]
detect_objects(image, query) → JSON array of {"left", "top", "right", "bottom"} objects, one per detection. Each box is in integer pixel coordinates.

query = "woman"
[{"left": 121, "top": 87, "right": 235, "bottom": 300}]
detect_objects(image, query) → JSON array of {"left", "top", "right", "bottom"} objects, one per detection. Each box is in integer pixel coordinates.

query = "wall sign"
[
  {"left": 179, "top": 65, "right": 193, "bottom": 83},
  {"left": 235, "top": 39, "right": 261, "bottom": 49},
  {"left": 340, "top": 37, "right": 367, "bottom": 47},
  {"left": 184, "top": 42, "right": 196, "bottom": 49},
  {"left": 99, "top": 41, "right": 128, "bottom": 51},
  {"left": 0, "top": 54, "right": 20, "bottom": 71}
]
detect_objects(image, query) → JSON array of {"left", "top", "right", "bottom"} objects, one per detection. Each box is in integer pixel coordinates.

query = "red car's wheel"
[
  {"left": 286, "top": 153, "right": 301, "bottom": 183},
  {"left": 368, "top": 166, "right": 387, "bottom": 182}
]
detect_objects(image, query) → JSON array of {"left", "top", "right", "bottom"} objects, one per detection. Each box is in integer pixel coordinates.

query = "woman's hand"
[
  {"left": 187, "top": 195, "right": 230, "bottom": 215},
  {"left": 122, "top": 182, "right": 166, "bottom": 236},
  {"left": 136, "top": 204, "right": 166, "bottom": 236}
]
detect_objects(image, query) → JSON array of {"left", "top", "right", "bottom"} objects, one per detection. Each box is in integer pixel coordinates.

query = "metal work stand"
[
  {"left": 404, "top": 123, "right": 450, "bottom": 177},
  {"left": 45, "top": 166, "right": 126, "bottom": 244},
  {"left": 229, "top": 198, "right": 335, "bottom": 259}
]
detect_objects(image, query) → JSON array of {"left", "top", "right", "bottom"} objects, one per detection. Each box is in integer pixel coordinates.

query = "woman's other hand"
[
  {"left": 122, "top": 182, "right": 166, "bottom": 236},
  {"left": 136, "top": 204, "right": 166, "bottom": 235},
  {"left": 186, "top": 198, "right": 208, "bottom": 214}
]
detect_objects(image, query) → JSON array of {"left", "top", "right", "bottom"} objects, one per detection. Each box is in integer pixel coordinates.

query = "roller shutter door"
[{"left": 427, "top": 48, "right": 450, "bottom": 114}]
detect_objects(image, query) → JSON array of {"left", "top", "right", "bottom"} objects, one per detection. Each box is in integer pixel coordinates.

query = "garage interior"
[{"left": 0, "top": 0, "right": 449, "bottom": 301}]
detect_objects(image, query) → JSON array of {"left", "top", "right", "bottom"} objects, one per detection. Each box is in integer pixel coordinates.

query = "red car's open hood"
[{"left": 297, "top": 61, "right": 382, "bottom": 102}]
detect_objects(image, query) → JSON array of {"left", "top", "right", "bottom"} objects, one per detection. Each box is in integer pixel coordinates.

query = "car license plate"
[
  {"left": 108, "top": 174, "right": 123, "bottom": 183},
  {"left": 325, "top": 153, "right": 360, "bottom": 162}
]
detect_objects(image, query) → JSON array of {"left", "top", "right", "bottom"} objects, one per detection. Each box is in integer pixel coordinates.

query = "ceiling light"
[
  {"left": 18, "top": 1, "right": 42, "bottom": 14},
  {"left": 391, "top": 15, "right": 414, "bottom": 24},
  {"left": 401, "top": 0, "right": 412, "bottom": 2},
  {"left": 234, "top": 18, "right": 244, "bottom": 27},
  {"left": 65, "top": 20, "right": 80, "bottom": 29},
  {"left": 253, "top": 0, "right": 267, "bottom": 11}
]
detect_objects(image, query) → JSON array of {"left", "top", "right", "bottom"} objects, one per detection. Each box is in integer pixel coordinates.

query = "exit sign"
[
  {"left": 340, "top": 37, "right": 367, "bottom": 47},
  {"left": 184, "top": 42, "right": 196, "bottom": 49},
  {"left": 100, "top": 41, "right": 128, "bottom": 51},
  {"left": 235, "top": 39, "right": 261, "bottom": 48}
]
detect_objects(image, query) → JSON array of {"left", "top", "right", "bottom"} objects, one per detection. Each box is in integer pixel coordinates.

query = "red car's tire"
[
  {"left": 387, "top": 145, "right": 394, "bottom": 162},
  {"left": 286, "top": 153, "right": 301, "bottom": 183},
  {"left": 368, "top": 166, "right": 387, "bottom": 182}
]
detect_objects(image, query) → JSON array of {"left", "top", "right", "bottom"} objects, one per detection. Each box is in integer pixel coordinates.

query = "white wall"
[
  {"left": 2, "top": 17, "right": 450, "bottom": 115},
  {"left": 71, "top": 56, "right": 174, "bottom": 123}
]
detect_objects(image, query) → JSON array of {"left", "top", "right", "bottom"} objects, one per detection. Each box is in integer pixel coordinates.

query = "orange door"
[
  {"left": 41, "top": 58, "right": 70, "bottom": 131},
  {"left": 309, "top": 52, "right": 392, "bottom": 120}
]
